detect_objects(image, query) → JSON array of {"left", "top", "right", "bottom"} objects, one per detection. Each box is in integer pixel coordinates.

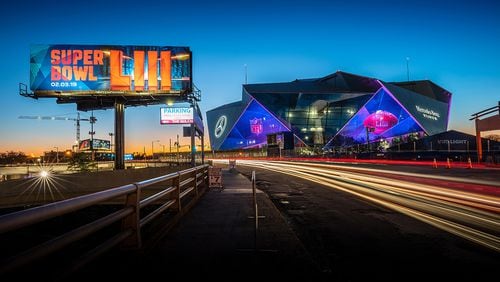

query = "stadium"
[{"left": 207, "top": 71, "right": 451, "bottom": 153}]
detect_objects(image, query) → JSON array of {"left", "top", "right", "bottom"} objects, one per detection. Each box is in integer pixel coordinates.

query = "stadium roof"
[
  {"left": 243, "top": 71, "right": 380, "bottom": 94},
  {"left": 389, "top": 80, "right": 451, "bottom": 103},
  {"left": 243, "top": 71, "right": 451, "bottom": 105}
]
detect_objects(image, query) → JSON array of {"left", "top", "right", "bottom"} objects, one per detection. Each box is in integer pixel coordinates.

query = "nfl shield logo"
[{"left": 250, "top": 118, "right": 263, "bottom": 135}]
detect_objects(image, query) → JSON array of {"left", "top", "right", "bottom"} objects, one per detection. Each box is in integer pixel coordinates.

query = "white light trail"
[{"left": 233, "top": 159, "right": 500, "bottom": 252}]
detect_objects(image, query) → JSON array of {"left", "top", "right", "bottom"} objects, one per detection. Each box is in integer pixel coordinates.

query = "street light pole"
[
  {"left": 109, "top": 132, "right": 114, "bottom": 152},
  {"left": 244, "top": 64, "right": 248, "bottom": 84},
  {"left": 406, "top": 57, "right": 410, "bottom": 82},
  {"left": 89, "top": 114, "right": 97, "bottom": 161},
  {"left": 151, "top": 140, "right": 160, "bottom": 160}
]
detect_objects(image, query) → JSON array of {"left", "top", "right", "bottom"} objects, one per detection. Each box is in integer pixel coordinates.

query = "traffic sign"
[{"left": 208, "top": 167, "right": 223, "bottom": 189}]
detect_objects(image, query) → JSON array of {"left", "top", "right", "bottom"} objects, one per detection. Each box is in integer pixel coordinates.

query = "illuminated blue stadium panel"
[
  {"left": 328, "top": 88, "right": 424, "bottom": 145},
  {"left": 218, "top": 99, "right": 289, "bottom": 150}
]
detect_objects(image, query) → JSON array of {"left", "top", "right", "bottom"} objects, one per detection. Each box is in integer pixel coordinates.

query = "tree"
[{"left": 0, "top": 151, "right": 28, "bottom": 164}]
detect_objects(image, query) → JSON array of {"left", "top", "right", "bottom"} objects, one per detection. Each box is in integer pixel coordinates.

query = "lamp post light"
[
  {"left": 109, "top": 132, "right": 114, "bottom": 151},
  {"left": 177, "top": 134, "right": 180, "bottom": 163},
  {"left": 406, "top": 57, "right": 410, "bottom": 82},
  {"left": 151, "top": 140, "right": 160, "bottom": 160}
]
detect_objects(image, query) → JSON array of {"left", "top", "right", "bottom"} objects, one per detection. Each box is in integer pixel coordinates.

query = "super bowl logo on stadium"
[{"left": 363, "top": 110, "right": 398, "bottom": 134}]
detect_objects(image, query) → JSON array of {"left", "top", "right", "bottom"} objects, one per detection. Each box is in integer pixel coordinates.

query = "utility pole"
[
  {"left": 89, "top": 113, "right": 97, "bottom": 161},
  {"left": 109, "top": 133, "right": 114, "bottom": 150},
  {"left": 177, "top": 134, "right": 180, "bottom": 163},
  {"left": 109, "top": 132, "right": 114, "bottom": 159},
  {"left": 169, "top": 138, "right": 172, "bottom": 161},
  {"left": 406, "top": 57, "right": 410, "bottom": 82},
  {"left": 244, "top": 64, "right": 248, "bottom": 84},
  {"left": 151, "top": 140, "right": 159, "bottom": 160},
  {"left": 76, "top": 112, "right": 81, "bottom": 146}
]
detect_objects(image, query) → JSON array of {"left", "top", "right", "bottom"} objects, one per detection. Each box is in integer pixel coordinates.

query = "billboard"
[
  {"left": 79, "top": 139, "right": 111, "bottom": 150},
  {"left": 79, "top": 139, "right": 91, "bottom": 150},
  {"left": 30, "top": 44, "right": 192, "bottom": 95},
  {"left": 160, "top": 107, "right": 193, "bottom": 124}
]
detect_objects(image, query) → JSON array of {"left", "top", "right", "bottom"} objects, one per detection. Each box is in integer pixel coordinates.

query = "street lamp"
[
  {"left": 151, "top": 140, "right": 160, "bottom": 160},
  {"left": 109, "top": 133, "right": 114, "bottom": 151},
  {"left": 406, "top": 57, "right": 410, "bottom": 82}
]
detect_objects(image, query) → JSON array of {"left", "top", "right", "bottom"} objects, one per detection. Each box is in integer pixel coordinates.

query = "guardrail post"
[
  {"left": 193, "top": 167, "right": 199, "bottom": 198},
  {"left": 170, "top": 172, "right": 181, "bottom": 212},
  {"left": 121, "top": 184, "right": 142, "bottom": 249},
  {"left": 204, "top": 166, "right": 209, "bottom": 188}
]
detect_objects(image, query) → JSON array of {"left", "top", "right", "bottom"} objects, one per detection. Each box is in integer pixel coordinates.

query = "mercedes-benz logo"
[{"left": 214, "top": 115, "right": 227, "bottom": 138}]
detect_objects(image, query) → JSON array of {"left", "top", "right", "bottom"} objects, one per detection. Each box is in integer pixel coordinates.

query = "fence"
[{"left": 0, "top": 164, "right": 209, "bottom": 276}]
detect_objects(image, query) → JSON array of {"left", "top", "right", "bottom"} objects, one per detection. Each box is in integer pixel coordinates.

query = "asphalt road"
[{"left": 235, "top": 163, "right": 499, "bottom": 281}]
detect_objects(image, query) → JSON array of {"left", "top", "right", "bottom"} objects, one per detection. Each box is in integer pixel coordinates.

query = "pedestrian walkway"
[{"left": 81, "top": 168, "right": 319, "bottom": 281}]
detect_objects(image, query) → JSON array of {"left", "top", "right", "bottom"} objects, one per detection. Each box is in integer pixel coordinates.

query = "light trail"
[{"left": 220, "top": 159, "right": 500, "bottom": 252}]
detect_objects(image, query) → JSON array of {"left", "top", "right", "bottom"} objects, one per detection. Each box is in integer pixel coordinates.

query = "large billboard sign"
[
  {"left": 79, "top": 139, "right": 111, "bottom": 150},
  {"left": 160, "top": 107, "right": 194, "bottom": 124},
  {"left": 30, "top": 44, "right": 192, "bottom": 95}
]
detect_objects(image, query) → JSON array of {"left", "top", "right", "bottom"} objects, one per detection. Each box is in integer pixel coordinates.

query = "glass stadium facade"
[{"left": 207, "top": 71, "right": 451, "bottom": 151}]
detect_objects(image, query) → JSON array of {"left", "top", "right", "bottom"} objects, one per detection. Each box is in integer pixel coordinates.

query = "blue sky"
[{"left": 0, "top": 0, "right": 499, "bottom": 155}]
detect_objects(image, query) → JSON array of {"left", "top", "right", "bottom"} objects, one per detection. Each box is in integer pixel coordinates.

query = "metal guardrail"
[{"left": 0, "top": 164, "right": 209, "bottom": 275}]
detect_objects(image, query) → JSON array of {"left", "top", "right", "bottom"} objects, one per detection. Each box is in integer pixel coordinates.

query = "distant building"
[
  {"left": 207, "top": 71, "right": 451, "bottom": 151},
  {"left": 388, "top": 130, "right": 500, "bottom": 152}
]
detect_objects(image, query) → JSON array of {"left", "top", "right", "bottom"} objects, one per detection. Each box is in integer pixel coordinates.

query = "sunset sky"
[{"left": 1, "top": 0, "right": 499, "bottom": 156}]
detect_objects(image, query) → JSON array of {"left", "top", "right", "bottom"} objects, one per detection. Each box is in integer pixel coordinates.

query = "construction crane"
[{"left": 18, "top": 113, "right": 97, "bottom": 145}]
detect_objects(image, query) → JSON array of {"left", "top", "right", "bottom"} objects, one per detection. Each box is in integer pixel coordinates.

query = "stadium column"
[
  {"left": 115, "top": 101, "right": 125, "bottom": 169},
  {"left": 475, "top": 118, "right": 482, "bottom": 163}
]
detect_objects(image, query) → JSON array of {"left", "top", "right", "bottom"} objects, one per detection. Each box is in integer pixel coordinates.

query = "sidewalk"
[{"left": 98, "top": 168, "right": 319, "bottom": 281}]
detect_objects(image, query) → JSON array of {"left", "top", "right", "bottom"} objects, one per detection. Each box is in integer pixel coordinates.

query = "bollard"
[
  {"left": 433, "top": 158, "right": 438, "bottom": 168},
  {"left": 446, "top": 158, "right": 451, "bottom": 169}
]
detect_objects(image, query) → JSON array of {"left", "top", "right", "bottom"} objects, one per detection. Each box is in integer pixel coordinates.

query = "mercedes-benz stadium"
[{"left": 207, "top": 71, "right": 451, "bottom": 152}]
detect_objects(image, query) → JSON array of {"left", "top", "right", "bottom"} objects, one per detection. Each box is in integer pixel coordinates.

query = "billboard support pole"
[{"left": 115, "top": 101, "right": 125, "bottom": 170}]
